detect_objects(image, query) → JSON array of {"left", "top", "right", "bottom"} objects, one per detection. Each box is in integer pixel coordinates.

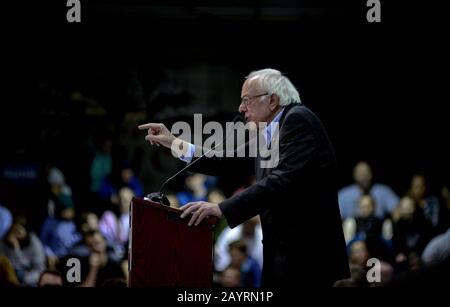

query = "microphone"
[{"left": 145, "top": 114, "right": 244, "bottom": 206}]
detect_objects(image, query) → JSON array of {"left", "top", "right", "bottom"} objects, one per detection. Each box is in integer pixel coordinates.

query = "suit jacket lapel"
[{"left": 278, "top": 103, "right": 296, "bottom": 129}]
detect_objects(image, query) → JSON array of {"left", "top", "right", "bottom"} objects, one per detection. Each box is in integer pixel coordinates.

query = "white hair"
[{"left": 246, "top": 68, "right": 301, "bottom": 106}]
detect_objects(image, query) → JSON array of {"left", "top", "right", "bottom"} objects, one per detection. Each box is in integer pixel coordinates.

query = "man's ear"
[{"left": 269, "top": 94, "right": 280, "bottom": 111}]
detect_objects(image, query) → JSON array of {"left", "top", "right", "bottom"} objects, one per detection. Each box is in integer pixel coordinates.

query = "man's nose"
[{"left": 238, "top": 103, "right": 246, "bottom": 113}]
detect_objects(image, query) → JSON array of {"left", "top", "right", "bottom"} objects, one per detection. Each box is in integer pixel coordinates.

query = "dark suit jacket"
[{"left": 190, "top": 103, "right": 349, "bottom": 287}]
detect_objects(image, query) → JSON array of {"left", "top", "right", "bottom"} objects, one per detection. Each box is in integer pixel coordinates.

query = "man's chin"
[{"left": 246, "top": 120, "right": 258, "bottom": 131}]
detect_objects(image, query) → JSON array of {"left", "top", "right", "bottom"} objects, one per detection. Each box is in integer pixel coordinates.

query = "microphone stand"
[{"left": 145, "top": 114, "right": 243, "bottom": 206}]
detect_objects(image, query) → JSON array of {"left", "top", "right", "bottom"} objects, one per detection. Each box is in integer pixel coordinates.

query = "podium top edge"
[
  {"left": 131, "top": 197, "right": 218, "bottom": 227},
  {"left": 132, "top": 197, "right": 182, "bottom": 213}
]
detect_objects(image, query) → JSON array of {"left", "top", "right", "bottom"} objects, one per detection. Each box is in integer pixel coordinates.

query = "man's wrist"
[
  {"left": 217, "top": 202, "right": 226, "bottom": 219},
  {"left": 218, "top": 207, "right": 224, "bottom": 218}
]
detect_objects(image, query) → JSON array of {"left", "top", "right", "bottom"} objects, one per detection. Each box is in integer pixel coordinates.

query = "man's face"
[
  {"left": 230, "top": 248, "right": 246, "bottom": 268},
  {"left": 239, "top": 78, "right": 273, "bottom": 126},
  {"left": 121, "top": 168, "right": 133, "bottom": 184},
  {"left": 12, "top": 223, "right": 27, "bottom": 241},
  {"left": 39, "top": 273, "right": 63, "bottom": 287},
  {"left": 61, "top": 208, "right": 75, "bottom": 220},
  {"left": 353, "top": 162, "right": 373, "bottom": 188},
  {"left": 350, "top": 241, "right": 369, "bottom": 266},
  {"left": 87, "top": 233, "right": 107, "bottom": 253},
  {"left": 358, "top": 196, "right": 375, "bottom": 218},
  {"left": 410, "top": 175, "right": 426, "bottom": 199}
]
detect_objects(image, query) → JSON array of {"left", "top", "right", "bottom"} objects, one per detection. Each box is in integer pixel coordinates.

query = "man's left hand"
[{"left": 180, "top": 201, "right": 223, "bottom": 226}]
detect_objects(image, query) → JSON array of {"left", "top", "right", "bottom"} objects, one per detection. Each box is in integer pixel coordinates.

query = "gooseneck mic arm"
[{"left": 145, "top": 114, "right": 243, "bottom": 206}]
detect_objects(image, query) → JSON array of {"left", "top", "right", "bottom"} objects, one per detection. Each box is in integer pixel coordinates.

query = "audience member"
[
  {"left": 215, "top": 216, "right": 263, "bottom": 272},
  {"left": 393, "top": 196, "right": 432, "bottom": 268},
  {"left": 228, "top": 240, "right": 261, "bottom": 287},
  {"left": 0, "top": 204, "right": 12, "bottom": 240},
  {"left": 0, "top": 215, "right": 46, "bottom": 286},
  {"left": 407, "top": 174, "right": 447, "bottom": 235},
  {"left": 99, "top": 187, "right": 132, "bottom": 259},
  {"left": 339, "top": 161, "right": 399, "bottom": 219},
  {"left": 176, "top": 174, "right": 209, "bottom": 207},
  {"left": 40, "top": 193, "right": 82, "bottom": 261},
  {"left": 38, "top": 269, "right": 63, "bottom": 287}
]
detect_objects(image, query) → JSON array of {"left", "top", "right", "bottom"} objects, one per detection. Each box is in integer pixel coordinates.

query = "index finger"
[{"left": 138, "top": 123, "right": 160, "bottom": 130}]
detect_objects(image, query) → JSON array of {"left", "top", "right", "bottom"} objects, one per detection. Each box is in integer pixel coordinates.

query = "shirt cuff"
[{"left": 179, "top": 142, "right": 195, "bottom": 163}]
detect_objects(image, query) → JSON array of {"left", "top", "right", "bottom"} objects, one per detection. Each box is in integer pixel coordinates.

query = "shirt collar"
[{"left": 263, "top": 107, "right": 285, "bottom": 146}]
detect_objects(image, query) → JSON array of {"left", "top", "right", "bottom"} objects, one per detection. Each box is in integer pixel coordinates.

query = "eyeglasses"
[{"left": 240, "top": 93, "right": 269, "bottom": 107}]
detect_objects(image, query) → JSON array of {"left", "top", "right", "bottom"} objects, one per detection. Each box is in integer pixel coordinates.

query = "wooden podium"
[{"left": 129, "top": 197, "right": 216, "bottom": 287}]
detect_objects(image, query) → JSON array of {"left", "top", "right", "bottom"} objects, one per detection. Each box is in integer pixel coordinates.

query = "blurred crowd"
[
  {"left": 336, "top": 162, "right": 450, "bottom": 286},
  {"left": 1, "top": 155, "right": 449, "bottom": 287}
]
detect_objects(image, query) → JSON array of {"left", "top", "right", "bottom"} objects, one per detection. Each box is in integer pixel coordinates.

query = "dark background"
[{"left": 1, "top": 1, "right": 448, "bottom": 216}]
